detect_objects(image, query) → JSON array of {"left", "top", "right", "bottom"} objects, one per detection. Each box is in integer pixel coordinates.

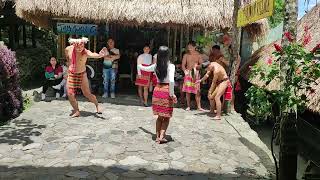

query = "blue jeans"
[{"left": 103, "top": 68, "right": 116, "bottom": 94}]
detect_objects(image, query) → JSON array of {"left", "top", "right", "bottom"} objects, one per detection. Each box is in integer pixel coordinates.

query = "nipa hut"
[
  {"left": 240, "top": 4, "right": 320, "bottom": 114},
  {"left": 14, "top": 0, "right": 268, "bottom": 30}
]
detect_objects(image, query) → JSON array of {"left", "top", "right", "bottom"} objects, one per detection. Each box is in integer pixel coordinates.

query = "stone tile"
[{"left": 119, "top": 156, "right": 149, "bottom": 166}]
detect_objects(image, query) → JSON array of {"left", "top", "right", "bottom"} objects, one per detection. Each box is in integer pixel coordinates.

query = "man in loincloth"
[
  {"left": 182, "top": 41, "right": 203, "bottom": 111},
  {"left": 197, "top": 61, "right": 229, "bottom": 120},
  {"left": 65, "top": 37, "right": 105, "bottom": 118}
]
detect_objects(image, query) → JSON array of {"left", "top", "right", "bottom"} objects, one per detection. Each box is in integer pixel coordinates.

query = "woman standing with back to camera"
[{"left": 137, "top": 46, "right": 177, "bottom": 144}]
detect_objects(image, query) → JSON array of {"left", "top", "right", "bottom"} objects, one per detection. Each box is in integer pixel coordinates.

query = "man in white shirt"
[
  {"left": 135, "top": 45, "right": 153, "bottom": 106},
  {"left": 100, "top": 38, "right": 120, "bottom": 99}
]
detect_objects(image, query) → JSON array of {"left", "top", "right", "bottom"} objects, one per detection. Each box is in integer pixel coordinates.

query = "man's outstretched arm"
[{"left": 87, "top": 50, "right": 104, "bottom": 59}]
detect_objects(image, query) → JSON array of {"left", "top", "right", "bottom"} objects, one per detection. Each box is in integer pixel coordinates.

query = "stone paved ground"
[{"left": 0, "top": 94, "right": 274, "bottom": 180}]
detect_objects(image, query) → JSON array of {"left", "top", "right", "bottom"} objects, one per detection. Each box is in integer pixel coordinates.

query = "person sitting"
[
  {"left": 41, "top": 57, "right": 63, "bottom": 100},
  {"left": 52, "top": 59, "right": 68, "bottom": 98}
]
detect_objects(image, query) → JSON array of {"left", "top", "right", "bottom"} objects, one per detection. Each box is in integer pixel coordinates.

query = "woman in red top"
[{"left": 41, "top": 57, "right": 63, "bottom": 100}]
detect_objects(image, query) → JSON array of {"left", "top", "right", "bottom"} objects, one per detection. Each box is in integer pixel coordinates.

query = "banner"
[
  {"left": 237, "top": 0, "right": 274, "bottom": 27},
  {"left": 57, "top": 23, "right": 98, "bottom": 35}
]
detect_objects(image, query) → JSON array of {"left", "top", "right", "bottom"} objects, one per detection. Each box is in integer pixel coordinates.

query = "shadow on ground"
[
  {"left": 0, "top": 165, "right": 271, "bottom": 179},
  {"left": 239, "top": 137, "right": 276, "bottom": 178},
  {"left": 0, "top": 119, "right": 45, "bottom": 145},
  {"left": 139, "top": 127, "right": 174, "bottom": 142}
]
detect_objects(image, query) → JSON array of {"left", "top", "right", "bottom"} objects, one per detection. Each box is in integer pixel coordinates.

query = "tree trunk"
[
  {"left": 279, "top": 114, "right": 298, "bottom": 180},
  {"left": 228, "top": 0, "right": 241, "bottom": 113},
  {"left": 279, "top": 0, "right": 298, "bottom": 179}
]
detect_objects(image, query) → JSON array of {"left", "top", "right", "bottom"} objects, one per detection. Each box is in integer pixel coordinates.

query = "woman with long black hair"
[{"left": 138, "top": 46, "right": 177, "bottom": 144}]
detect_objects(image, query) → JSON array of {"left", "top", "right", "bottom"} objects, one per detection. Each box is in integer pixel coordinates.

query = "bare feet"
[
  {"left": 185, "top": 107, "right": 191, "bottom": 111},
  {"left": 96, "top": 104, "right": 102, "bottom": 114},
  {"left": 210, "top": 110, "right": 217, "bottom": 114},
  {"left": 197, "top": 108, "right": 205, "bottom": 111},
  {"left": 213, "top": 116, "right": 221, "bottom": 120},
  {"left": 71, "top": 111, "right": 80, "bottom": 118}
]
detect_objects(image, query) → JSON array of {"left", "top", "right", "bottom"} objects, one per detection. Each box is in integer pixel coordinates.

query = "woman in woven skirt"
[
  {"left": 135, "top": 44, "right": 153, "bottom": 106},
  {"left": 138, "top": 46, "right": 177, "bottom": 144}
]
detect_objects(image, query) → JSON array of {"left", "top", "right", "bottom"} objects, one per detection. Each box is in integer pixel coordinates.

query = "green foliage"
[
  {"left": 268, "top": 0, "right": 284, "bottom": 28},
  {"left": 23, "top": 94, "right": 32, "bottom": 111},
  {"left": 16, "top": 47, "right": 52, "bottom": 86},
  {"left": 195, "top": 34, "right": 214, "bottom": 53},
  {"left": 245, "top": 86, "right": 273, "bottom": 124},
  {"left": 246, "top": 33, "right": 320, "bottom": 123}
]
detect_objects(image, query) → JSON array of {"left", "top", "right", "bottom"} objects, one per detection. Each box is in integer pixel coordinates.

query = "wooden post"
[
  {"left": 31, "top": 26, "right": 36, "bottom": 48},
  {"left": 179, "top": 26, "right": 184, "bottom": 61},
  {"left": 9, "top": 23, "right": 15, "bottom": 50},
  {"left": 94, "top": 36, "right": 97, "bottom": 52},
  {"left": 186, "top": 26, "right": 190, "bottom": 43},
  {"left": 57, "top": 34, "right": 62, "bottom": 58},
  {"left": 192, "top": 28, "right": 195, "bottom": 40},
  {"left": 173, "top": 27, "right": 177, "bottom": 62},
  {"left": 167, "top": 27, "right": 170, "bottom": 48},
  {"left": 88, "top": 36, "right": 91, "bottom": 51},
  {"left": 23, "top": 25, "right": 27, "bottom": 48},
  {"left": 14, "top": 25, "right": 19, "bottom": 47}
]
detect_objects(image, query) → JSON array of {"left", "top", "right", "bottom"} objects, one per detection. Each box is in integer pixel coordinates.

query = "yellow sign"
[{"left": 237, "top": 0, "right": 274, "bottom": 27}]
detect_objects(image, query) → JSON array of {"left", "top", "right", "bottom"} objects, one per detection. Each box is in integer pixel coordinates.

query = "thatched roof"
[
  {"left": 241, "top": 4, "right": 320, "bottom": 113},
  {"left": 14, "top": 0, "right": 268, "bottom": 31}
]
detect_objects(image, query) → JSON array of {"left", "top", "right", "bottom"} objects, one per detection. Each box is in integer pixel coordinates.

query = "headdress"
[{"left": 68, "top": 37, "right": 89, "bottom": 45}]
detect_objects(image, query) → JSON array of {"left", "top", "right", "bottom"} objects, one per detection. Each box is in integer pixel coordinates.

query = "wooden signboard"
[{"left": 237, "top": 0, "right": 274, "bottom": 27}]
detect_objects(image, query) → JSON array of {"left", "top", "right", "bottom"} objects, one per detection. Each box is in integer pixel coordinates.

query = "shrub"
[
  {"left": 0, "top": 43, "right": 23, "bottom": 121},
  {"left": 15, "top": 47, "right": 52, "bottom": 86}
]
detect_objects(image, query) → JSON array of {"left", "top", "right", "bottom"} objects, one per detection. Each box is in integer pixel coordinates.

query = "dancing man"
[
  {"left": 197, "top": 61, "right": 229, "bottom": 120},
  {"left": 137, "top": 46, "right": 177, "bottom": 144},
  {"left": 182, "top": 41, "right": 203, "bottom": 111},
  {"left": 65, "top": 37, "right": 104, "bottom": 117}
]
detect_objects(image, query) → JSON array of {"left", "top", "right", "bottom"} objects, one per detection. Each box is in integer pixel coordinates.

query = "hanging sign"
[
  {"left": 237, "top": 0, "right": 274, "bottom": 27},
  {"left": 57, "top": 23, "right": 98, "bottom": 35}
]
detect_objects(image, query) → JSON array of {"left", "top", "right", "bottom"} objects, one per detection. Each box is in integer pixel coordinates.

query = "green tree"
[{"left": 268, "top": 0, "right": 285, "bottom": 28}]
